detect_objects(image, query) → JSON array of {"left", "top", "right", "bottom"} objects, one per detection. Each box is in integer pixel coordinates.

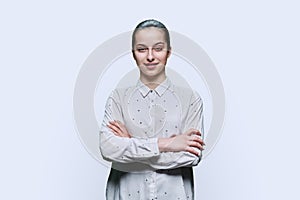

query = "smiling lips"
[{"left": 144, "top": 63, "right": 159, "bottom": 69}]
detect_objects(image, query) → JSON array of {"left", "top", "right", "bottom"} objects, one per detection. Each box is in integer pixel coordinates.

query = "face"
[{"left": 132, "top": 27, "right": 171, "bottom": 83}]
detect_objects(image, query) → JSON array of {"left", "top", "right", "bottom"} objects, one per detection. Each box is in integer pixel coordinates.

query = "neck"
[{"left": 140, "top": 74, "right": 166, "bottom": 90}]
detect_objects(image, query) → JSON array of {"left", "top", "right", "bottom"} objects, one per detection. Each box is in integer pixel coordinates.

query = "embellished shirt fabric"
[{"left": 100, "top": 78, "right": 204, "bottom": 200}]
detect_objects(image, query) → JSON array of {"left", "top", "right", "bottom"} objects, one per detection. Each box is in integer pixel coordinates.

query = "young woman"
[{"left": 100, "top": 19, "right": 205, "bottom": 200}]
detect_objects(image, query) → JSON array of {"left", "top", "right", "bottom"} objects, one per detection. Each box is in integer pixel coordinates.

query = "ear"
[
  {"left": 132, "top": 49, "right": 137, "bottom": 60},
  {"left": 167, "top": 47, "right": 172, "bottom": 58}
]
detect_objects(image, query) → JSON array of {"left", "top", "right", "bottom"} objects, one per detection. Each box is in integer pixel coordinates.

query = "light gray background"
[{"left": 1, "top": 0, "right": 299, "bottom": 200}]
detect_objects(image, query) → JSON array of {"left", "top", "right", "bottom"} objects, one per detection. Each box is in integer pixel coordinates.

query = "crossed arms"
[{"left": 99, "top": 89, "right": 205, "bottom": 170}]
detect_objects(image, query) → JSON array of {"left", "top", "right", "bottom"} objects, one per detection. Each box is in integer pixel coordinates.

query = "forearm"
[
  {"left": 100, "top": 127, "right": 160, "bottom": 163},
  {"left": 101, "top": 95, "right": 204, "bottom": 166},
  {"left": 100, "top": 130, "right": 202, "bottom": 168},
  {"left": 146, "top": 136, "right": 202, "bottom": 169},
  {"left": 101, "top": 137, "right": 201, "bottom": 169},
  {"left": 147, "top": 150, "right": 202, "bottom": 170}
]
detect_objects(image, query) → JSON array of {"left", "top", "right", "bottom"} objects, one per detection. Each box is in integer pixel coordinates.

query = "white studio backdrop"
[{"left": 0, "top": 0, "right": 299, "bottom": 200}]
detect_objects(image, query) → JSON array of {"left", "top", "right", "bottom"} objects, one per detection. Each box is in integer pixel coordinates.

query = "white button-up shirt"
[{"left": 100, "top": 78, "right": 204, "bottom": 200}]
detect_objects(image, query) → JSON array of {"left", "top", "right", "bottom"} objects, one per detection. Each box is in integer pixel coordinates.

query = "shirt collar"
[{"left": 137, "top": 77, "right": 173, "bottom": 97}]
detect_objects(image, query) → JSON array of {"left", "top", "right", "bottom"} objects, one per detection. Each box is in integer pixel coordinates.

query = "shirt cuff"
[{"left": 140, "top": 137, "right": 160, "bottom": 157}]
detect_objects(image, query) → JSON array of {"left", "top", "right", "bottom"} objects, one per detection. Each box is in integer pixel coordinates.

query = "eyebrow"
[{"left": 136, "top": 42, "right": 165, "bottom": 47}]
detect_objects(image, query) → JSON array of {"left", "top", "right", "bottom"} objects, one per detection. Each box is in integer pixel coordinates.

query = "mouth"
[{"left": 144, "top": 63, "right": 159, "bottom": 69}]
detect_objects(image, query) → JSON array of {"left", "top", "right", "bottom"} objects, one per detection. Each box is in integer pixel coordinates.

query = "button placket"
[
  {"left": 148, "top": 91, "right": 156, "bottom": 135},
  {"left": 148, "top": 172, "right": 157, "bottom": 200}
]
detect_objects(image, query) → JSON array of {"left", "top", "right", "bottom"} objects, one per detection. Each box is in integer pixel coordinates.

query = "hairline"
[{"left": 132, "top": 27, "right": 171, "bottom": 50}]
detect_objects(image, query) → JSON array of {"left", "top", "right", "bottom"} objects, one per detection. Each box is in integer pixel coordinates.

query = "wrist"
[{"left": 158, "top": 138, "right": 169, "bottom": 152}]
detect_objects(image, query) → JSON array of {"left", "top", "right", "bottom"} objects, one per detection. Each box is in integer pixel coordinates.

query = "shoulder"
[
  {"left": 172, "top": 84, "right": 201, "bottom": 102},
  {"left": 109, "top": 85, "right": 136, "bottom": 101}
]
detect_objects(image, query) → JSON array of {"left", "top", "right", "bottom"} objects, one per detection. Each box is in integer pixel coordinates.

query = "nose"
[{"left": 147, "top": 48, "right": 154, "bottom": 62}]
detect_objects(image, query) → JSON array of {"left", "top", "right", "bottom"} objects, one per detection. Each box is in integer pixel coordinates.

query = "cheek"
[
  {"left": 133, "top": 53, "right": 145, "bottom": 63},
  {"left": 155, "top": 52, "right": 169, "bottom": 61}
]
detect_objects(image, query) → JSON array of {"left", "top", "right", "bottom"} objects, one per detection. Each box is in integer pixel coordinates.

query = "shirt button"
[{"left": 150, "top": 90, "right": 153, "bottom": 93}]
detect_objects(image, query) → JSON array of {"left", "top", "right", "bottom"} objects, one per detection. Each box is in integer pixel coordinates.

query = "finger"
[
  {"left": 116, "top": 121, "right": 127, "bottom": 133},
  {"left": 185, "top": 146, "right": 201, "bottom": 157},
  {"left": 108, "top": 122, "right": 132, "bottom": 138},
  {"left": 113, "top": 120, "right": 122, "bottom": 127},
  {"left": 114, "top": 121, "right": 129, "bottom": 135},
  {"left": 192, "top": 130, "right": 201, "bottom": 136},
  {"left": 108, "top": 121, "right": 120, "bottom": 132},
  {"left": 191, "top": 135, "right": 205, "bottom": 146},
  {"left": 107, "top": 124, "right": 122, "bottom": 136},
  {"left": 109, "top": 121, "right": 122, "bottom": 130},
  {"left": 109, "top": 121, "right": 125, "bottom": 135},
  {"left": 114, "top": 121, "right": 131, "bottom": 138},
  {"left": 185, "top": 128, "right": 201, "bottom": 136},
  {"left": 188, "top": 140, "right": 205, "bottom": 150},
  {"left": 107, "top": 124, "right": 118, "bottom": 134}
]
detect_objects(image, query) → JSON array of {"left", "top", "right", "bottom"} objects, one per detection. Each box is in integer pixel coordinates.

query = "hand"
[
  {"left": 158, "top": 128, "right": 205, "bottom": 156},
  {"left": 107, "top": 120, "right": 131, "bottom": 138}
]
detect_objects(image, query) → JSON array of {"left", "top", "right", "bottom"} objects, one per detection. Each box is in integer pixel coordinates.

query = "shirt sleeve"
[
  {"left": 100, "top": 89, "right": 204, "bottom": 169},
  {"left": 146, "top": 90, "right": 204, "bottom": 169},
  {"left": 99, "top": 90, "right": 160, "bottom": 163}
]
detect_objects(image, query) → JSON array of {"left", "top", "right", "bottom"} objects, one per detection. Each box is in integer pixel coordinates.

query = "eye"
[
  {"left": 153, "top": 47, "right": 163, "bottom": 52},
  {"left": 136, "top": 48, "right": 147, "bottom": 52}
]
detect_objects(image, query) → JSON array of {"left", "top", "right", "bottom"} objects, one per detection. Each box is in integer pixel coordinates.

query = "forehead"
[{"left": 134, "top": 27, "right": 166, "bottom": 45}]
